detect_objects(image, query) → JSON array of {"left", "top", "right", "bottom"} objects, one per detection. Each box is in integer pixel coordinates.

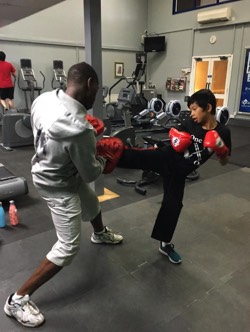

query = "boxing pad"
[
  {"left": 86, "top": 114, "right": 104, "bottom": 136},
  {"left": 203, "top": 130, "right": 228, "bottom": 158},
  {"left": 169, "top": 127, "right": 192, "bottom": 153},
  {"left": 96, "top": 137, "right": 124, "bottom": 174}
]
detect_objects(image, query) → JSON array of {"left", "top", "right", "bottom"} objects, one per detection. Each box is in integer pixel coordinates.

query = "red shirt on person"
[{"left": 0, "top": 61, "right": 16, "bottom": 88}]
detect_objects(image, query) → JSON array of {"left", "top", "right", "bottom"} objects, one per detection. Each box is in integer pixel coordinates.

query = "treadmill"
[{"left": 0, "top": 163, "right": 28, "bottom": 201}]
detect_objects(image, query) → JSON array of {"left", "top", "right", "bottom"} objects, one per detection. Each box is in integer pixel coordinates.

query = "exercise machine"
[
  {"left": 216, "top": 106, "right": 230, "bottom": 125},
  {"left": 102, "top": 86, "right": 109, "bottom": 102},
  {"left": 51, "top": 60, "right": 67, "bottom": 90},
  {"left": 107, "top": 87, "right": 136, "bottom": 125},
  {"left": 109, "top": 96, "right": 182, "bottom": 153},
  {"left": 130, "top": 52, "right": 148, "bottom": 115},
  {"left": 1, "top": 112, "right": 33, "bottom": 148},
  {"left": 108, "top": 87, "right": 137, "bottom": 147},
  {"left": 0, "top": 163, "right": 28, "bottom": 201},
  {"left": 117, "top": 170, "right": 161, "bottom": 195},
  {"left": 3, "top": 58, "right": 45, "bottom": 148},
  {"left": 132, "top": 98, "right": 183, "bottom": 137},
  {"left": 105, "top": 52, "right": 148, "bottom": 126},
  {"left": 18, "top": 58, "right": 45, "bottom": 112}
]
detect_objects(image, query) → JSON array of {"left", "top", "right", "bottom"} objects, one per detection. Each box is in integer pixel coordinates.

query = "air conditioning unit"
[{"left": 197, "top": 7, "right": 231, "bottom": 24}]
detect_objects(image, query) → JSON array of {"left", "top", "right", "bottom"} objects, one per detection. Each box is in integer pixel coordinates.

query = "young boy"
[{"left": 115, "top": 89, "right": 231, "bottom": 264}]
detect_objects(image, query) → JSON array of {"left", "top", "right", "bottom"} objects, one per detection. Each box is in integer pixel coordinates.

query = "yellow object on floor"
[{"left": 98, "top": 188, "right": 120, "bottom": 202}]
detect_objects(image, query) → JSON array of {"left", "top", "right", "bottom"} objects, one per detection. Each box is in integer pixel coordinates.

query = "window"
[{"left": 173, "top": 0, "right": 239, "bottom": 14}]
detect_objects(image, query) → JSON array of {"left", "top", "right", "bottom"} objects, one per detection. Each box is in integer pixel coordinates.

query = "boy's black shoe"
[{"left": 159, "top": 242, "right": 182, "bottom": 264}]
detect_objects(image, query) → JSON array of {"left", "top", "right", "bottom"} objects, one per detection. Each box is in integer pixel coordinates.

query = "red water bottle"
[{"left": 9, "top": 200, "right": 19, "bottom": 226}]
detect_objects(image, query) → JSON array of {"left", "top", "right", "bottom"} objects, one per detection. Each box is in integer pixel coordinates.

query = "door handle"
[{"left": 205, "top": 82, "right": 211, "bottom": 89}]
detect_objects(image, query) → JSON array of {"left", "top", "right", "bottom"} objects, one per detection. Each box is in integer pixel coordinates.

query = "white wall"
[
  {"left": 0, "top": 0, "right": 148, "bottom": 110},
  {"left": 147, "top": 0, "right": 250, "bottom": 117},
  {"left": 2, "top": 0, "right": 249, "bottom": 118}
]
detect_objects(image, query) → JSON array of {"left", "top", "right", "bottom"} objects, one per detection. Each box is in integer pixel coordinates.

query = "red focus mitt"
[
  {"left": 86, "top": 114, "right": 104, "bottom": 136},
  {"left": 96, "top": 137, "right": 124, "bottom": 174},
  {"left": 169, "top": 127, "right": 192, "bottom": 153}
]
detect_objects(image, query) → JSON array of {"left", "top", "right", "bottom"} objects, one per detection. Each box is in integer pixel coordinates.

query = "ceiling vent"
[{"left": 197, "top": 7, "right": 231, "bottom": 24}]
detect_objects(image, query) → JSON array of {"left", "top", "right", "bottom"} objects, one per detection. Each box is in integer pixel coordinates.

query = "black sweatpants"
[{"left": 118, "top": 147, "right": 187, "bottom": 243}]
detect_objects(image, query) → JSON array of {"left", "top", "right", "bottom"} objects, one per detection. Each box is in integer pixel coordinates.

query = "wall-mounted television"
[{"left": 144, "top": 36, "right": 166, "bottom": 52}]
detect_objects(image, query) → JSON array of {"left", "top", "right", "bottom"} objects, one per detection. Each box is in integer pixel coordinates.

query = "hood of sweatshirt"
[{"left": 31, "top": 89, "right": 93, "bottom": 139}]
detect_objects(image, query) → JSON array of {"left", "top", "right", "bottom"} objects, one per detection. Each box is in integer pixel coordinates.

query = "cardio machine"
[
  {"left": 18, "top": 58, "right": 45, "bottom": 113},
  {"left": 1, "top": 59, "right": 43, "bottom": 148},
  {"left": 107, "top": 87, "right": 137, "bottom": 147},
  {"left": 1, "top": 111, "right": 33, "bottom": 148},
  {"left": 105, "top": 52, "right": 148, "bottom": 128},
  {"left": 0, "top": 163, "right": 28, "bottom": 201},
  {"left": 51, "top": 60, "right": 67, "bottom": 90}
]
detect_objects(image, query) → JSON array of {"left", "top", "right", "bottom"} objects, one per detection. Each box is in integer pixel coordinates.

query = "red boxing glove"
[
  {"left": 86, "top": 114, "right": 104, "bottom": 136},
  {"left": 96, "top": 137, "right": 124, "bottom": 174},
  {"left": 203, "top": 130, "right": 228, "bottom": 158},
  {"left": 169, "top": 127, "right": 192, "bottom": 153}
]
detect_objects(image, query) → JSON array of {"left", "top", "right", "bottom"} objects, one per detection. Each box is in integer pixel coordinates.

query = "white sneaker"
[
  {"left": 4, "top": 294, "right": 45, "bottom": 327},
  {"left": 91, "top": 226, "right": 123, "bottom": 244}
]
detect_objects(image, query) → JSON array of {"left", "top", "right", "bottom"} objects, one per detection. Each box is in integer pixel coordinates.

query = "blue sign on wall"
[{"left": 239, "top": 48, "right": 250, "bottom": 113}]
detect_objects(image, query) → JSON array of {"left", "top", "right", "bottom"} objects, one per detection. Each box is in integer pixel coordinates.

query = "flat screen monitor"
[
  {"left": 118, "top": 88, "right": 135, "bottom": 103},
  {"left": 53, "top": 60, "right": 64, "bottom": 69},
  {"left": 20, "top": 59, "right": 32, "bottom": 68},
  {"left": 144, "top": 36, "right": 166, "bottom": 52}
]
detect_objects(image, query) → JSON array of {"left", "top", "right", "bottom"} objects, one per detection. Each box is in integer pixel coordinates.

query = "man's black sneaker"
[{"left": 159, "top": 242, "right": 182, "bottom": 264}]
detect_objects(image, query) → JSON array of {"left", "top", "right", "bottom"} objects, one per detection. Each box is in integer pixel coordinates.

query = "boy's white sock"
[{"left": 161, "top": 242, "right": 171, "bottom": 247}]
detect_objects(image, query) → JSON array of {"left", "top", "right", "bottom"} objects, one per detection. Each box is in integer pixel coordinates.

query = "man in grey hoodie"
[{"left": 4, "top": 62, "right": 123, "bottom": 327}]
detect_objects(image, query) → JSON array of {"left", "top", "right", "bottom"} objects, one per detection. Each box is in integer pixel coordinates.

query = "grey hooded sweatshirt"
[{"left": 31, "top": 89, "right": 106, "bottom": 197}]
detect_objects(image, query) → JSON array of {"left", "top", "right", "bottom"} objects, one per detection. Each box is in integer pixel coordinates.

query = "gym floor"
[{"left": 0, "top": 121, "right": 249, "bottom": 332}]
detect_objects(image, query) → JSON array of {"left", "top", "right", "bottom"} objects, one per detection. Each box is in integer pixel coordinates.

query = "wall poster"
[
  {"left": 239, "top": 48, "right": 250, "bottom": 114},
  {"left": 166, "top": 77, "right": 186, "bottom": 92}
]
